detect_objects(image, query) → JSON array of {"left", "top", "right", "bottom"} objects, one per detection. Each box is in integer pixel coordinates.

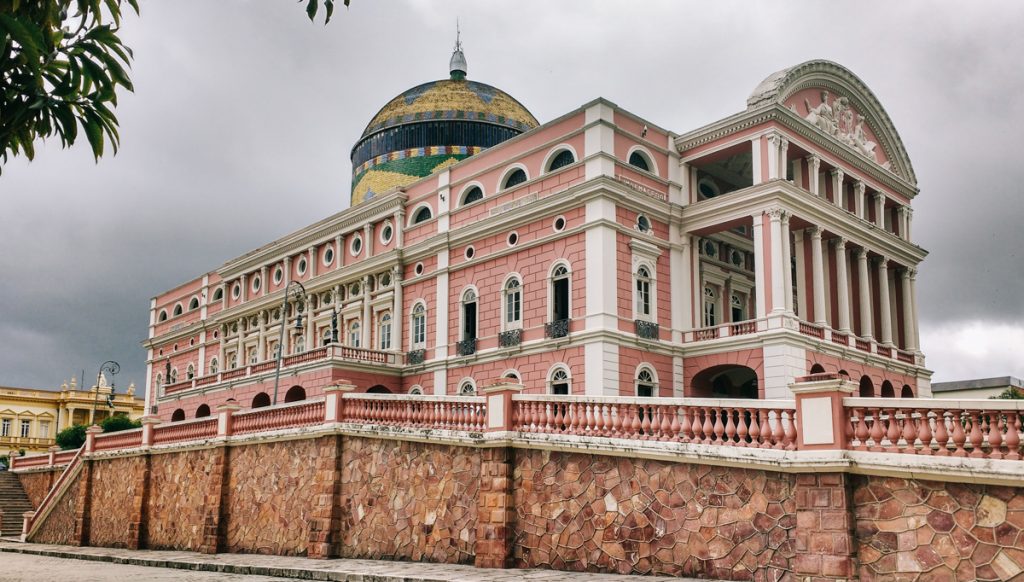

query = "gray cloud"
[{"left": 1, "top": 0, "right": 1021, "bottom": 388}]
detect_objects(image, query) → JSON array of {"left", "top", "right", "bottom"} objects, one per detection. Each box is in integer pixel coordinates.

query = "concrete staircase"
[{"left": 0, "top": 471, "right": 33, "bottom": 537}]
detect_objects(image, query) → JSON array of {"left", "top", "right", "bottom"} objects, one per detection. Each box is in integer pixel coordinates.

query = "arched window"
[
  {"left": 186, "top": 364, "right": 195, "bottom": 381},
  {"left": 209, "top": 357, "right": 219, "bottom": 375},
  {"left": 859, "top": 375, "right": 874, "bottom": 397},
  {"left": 173, "top": 304, "right": 183, "bottom": 317},
  {"left": 195, "top": 404, "right": 211, "bottom": 418},
  {"left": 212, "top": 287, "right": 224, "bottom": 302},
  {"left": 188, "top": 297, "right": 200, "bottom": 311},
  {"left": 636, "top": 367, "right": 657, "bottom": 397},
  {"left": 461, "top": 185, "right": 484, "bottom": 206},
  {"left": 810, "top": 364, "right": 826, "bottom": 374},
  {"left": 503, "top": 277, "right": 522, "bottom": 329},
  {"left": 548, "top": 149, "right": 576, "bottom": 172},
  {"left": 322, "top": 327, "right": 333, "bottom": 347},
  {"left": 158, "top": 310, "right": 168, "bottom": 322},
  {"left": 411, "top": 303, "right": 427, "bottom": 348},
  {"left": 502, "top": 168, "right": 527, "bottom": 189},
  {"left": 269, "top": 341, "right": 280, "bottom": 360},
  {"left": 550, "top": 264, "right": 571, "bottom": 329},
  {"left": 458, "top": 380, "right": 476, "bottom": 396},
  {"left": 901, "top": 384, "right": 914, "bottom": 398},
  {"left": 379, "top": 313, "right": 392, "bottom": 350},
  {"left": 880, "top": 381, "right": 895, "bottom": 398},
  {"left": 549, "top": 367, "right": 571, "bottom": 395},
  {"left": 247, "top": 346, "right": 258, "bottom": 365},
  {"left": 461, "top": 289, "right": 478, "bottom": 342},
  {"left": 635, "top": 266, "right": 652, "bottom": 319},
  {"left": 703, "top": 286, "right": 717, "bottom": 327},
  {"left": 294, "top": 335, "right": 305, "bottom": 354},
  {"left": 284, "top": 385, "right": 306, "bottom": 403},
  {"left": 408, "top": 385, "right": 424, "bottom": 395},
  {"left": 412, "top": 206, "right": 432, "bottom": 224},
  {"left": 252, "top": 392, "right": 271, "bottom": 408},
  {"left": 170, "top": 409, "right": 185, "bottom": 422},
  {"left": 628, "top": 151, "right": 651, "bottom": 172},
  {"left": 348, "top": 320, "right": 361, "bottom": 348},
  {"left": 169, "top": 368, "right": 178, "bottom": 384},
  {"left": 228, "top": 352, "right": 238, "bottom": 369}
]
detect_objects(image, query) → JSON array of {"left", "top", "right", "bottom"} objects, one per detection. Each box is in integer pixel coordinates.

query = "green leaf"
[
  {"left": 82, "top": 109, "right": 104, "bottom": 159},
  {"left": 305, "top": 0, "right": 317, "bottom": 22}
]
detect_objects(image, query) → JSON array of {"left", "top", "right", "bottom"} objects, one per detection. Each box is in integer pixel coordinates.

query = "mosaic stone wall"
[
  {"left": 338, "top": 436, "right": 479, "bottom": 564},
  {"left": 32, "top": 470, "right": 81, "bottom": 545},
  {"left": 512, "top": 449, "right": 796, "bottom": 580},
  {"left": 146, "top": 449, "right": 218, "bottom": 551},
  {"left": 222, "top": 438, "right": 322, "bottom": 555},
  {"left": 853, "top": 476, "right": 1024, "bottom": 581},
  {"left": 17, "top": 469, "right": 57, "bottom": 508},
  {"left": 88, "top": 456, "right": 147, "bottom": 548}
]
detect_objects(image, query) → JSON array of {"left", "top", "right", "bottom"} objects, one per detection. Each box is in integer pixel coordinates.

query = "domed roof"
[{"left": 359, "top": 79, "right": 539, "bottom": 140}]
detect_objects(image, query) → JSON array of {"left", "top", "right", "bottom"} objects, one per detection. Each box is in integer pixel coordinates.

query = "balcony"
[
  {"left": 498, "top": 329, "right": 522, "bottom": 348},
  {"left": 456, "top": 338, "right": 477, "bottom": 357},
  {"left": 406, "top": 349, "right": 426, "bottom": 365},
  {"left": 544, "top": 318, "right": 570, "bottom": 339},
  {"left": 0, "top": 435, "right": 55, "bottom": 450},
  {"left": 634, "top": 319, "right": 660, "bottom": 341},
  {"left": 162, "top": 344, "right": 399, "bottom": 398}
]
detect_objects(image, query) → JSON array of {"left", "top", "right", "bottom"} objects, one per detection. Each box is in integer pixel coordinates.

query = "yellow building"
[{"left": 0, "top": 375, "right": 144, "bottom": 455}]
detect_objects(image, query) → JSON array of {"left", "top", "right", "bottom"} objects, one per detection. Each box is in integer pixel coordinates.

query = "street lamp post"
[
  {"left": 272, "top": 280, "right": 307, "bottom": 405},
  {"left": 91, "top": 360, "right": 120, "bottom": 425}
]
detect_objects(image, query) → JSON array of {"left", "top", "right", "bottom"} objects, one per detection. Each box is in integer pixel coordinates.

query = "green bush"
[
  {"left": 56, "top": 424, "right": 87, "bottom": 450},
  {"left": 991, "top": 387, "right": 1024, "bottom": 400},
  {"left": 100, "top": 415, "right": 142, "bottom": 433}
]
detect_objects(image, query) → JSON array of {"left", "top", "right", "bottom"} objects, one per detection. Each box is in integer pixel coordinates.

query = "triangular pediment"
[{"left": 747, "top": 60, "right": 916, "bottom": 185}]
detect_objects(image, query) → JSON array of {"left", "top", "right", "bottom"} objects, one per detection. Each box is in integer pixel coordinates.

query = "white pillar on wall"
[
  {"left": 308, "top": 247, "right": 317, "bottom": 278},
  {"left": 807, "top": 155, "right": 821, "bottom": 196},
  {"left": 361, "top": 276, "right": 371, "bottom": 348},
  {"left": 752, "top": 214, "right": 766, "bottom": 318},
  {"left": 857, "top": 248, "right": 873, "bottom": 339},
  {"left": 334, "top": 235, "right": 344, "bottom": 270},
  {"left": 854, "top": 181, "right": 866, "bottom": 219},
  {"left": 751, "top": 137, "right": 763, "bottom": 185},
  {"left": 830, "top": 168, "right": 845, "bottom": 208},
  {"left": 363, "top": 223, "right": 373, "bottom": 259},
  {"left": 877, "top": 258, "right": 893, "bottom": 346},
  {"left": 670, "top": 227, "right": 691, "bottom": 341},
  {"left": 256, "top": 311, "right": 266, "bottom": 361},
  {"left": 780, "top": 212, "right": 793, "bottom": 313},
  {"left": 778, "top": 138, "right": 789, "bottom": 180},
  {"left": 767, "top": 134, "right": 780, "bottom": 180},
  {"left": 873, "top": 193, "right": 885, "bottom": 227},
  {"left": 794, "top": 230, "right": 807, "bottom": 318},
  {"left": 810, "top": 227, "right": 827, "bottom": 326},
  {"left": 900, "top": 268, "right": 917, "bottom": 351},
  {"left": 834, "top": 238, "right": 851, "bottom": 332},
  {"left": 284, "top": 257, "right": 292, "bottom": 287},
  {"left": 906, "top": 208, "right": 914, "bottom": 241},
  {"left": 260, "top": 266, "right": 268, "bottom": 297},
  {"left": 768, "top": 209, "right": 786, "bottom": 314},
  {"left": 909, "top": 268, "right": 921, "bottom": 352},
  {"left": 391, "top": 266, "right": 403, "bottom": 352}
]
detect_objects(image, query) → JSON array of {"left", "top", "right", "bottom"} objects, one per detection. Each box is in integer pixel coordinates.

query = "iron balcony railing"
[
  {"left": 456, "top": 338, "right": 477, "bottom": 356},
  {"left": 498, "top": 329, "right": 522, "bottom": 348},
  {"left": 406, "top": 349, "right": 426, "bottom": 365},
  {"left": 544, "top": 318, "right": 570, "bottom": 339}
]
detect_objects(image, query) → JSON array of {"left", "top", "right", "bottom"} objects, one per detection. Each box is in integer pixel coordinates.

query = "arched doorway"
[
  {"left": 859, "top": 376, "right": 874, "bottom": 397},
  {"left": 367, "top": 385, "right": 392, "bottom": 394},
  {"left": 284, "top": 385, "right": 306, "bottom": 403},
  {"left": 690, "top": 365, "right": 759, "bottom": 398},
  {"left": 252, "top": 392, "right": 271, "bottom": 408}
]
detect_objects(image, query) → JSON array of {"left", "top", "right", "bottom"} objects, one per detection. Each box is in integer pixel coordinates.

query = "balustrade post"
[
  {"left": 141, "top": 416, "right": 161, "bottom": 447},
  {"left": 789, "top": 375, "right": 856, "bottom": 451},
  {"left": 482, "top": 377, "right": 524, "bottom": 433},
  {"left": 215, "top": 399, "right": 242, "bottom": 438},
  {"left": 22, "top": 510, "right": 35, "bottom": 543},
  {"left": 324, "top": 381, "right": 357, "bottom": 424},
  {"left": 84, "top": 425, "right": 103, "bottom": 453}
]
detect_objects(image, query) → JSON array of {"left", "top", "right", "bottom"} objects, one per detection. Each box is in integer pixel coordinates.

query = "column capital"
[
  {"left": 873, "top": 255, "right": 889, "bottom": 268},
  {"left": 766, "top": 131, "right": 784, "bottom": 146},
  {"left": 809, "top": 226, "right": 825, "bottom": 239},
  {"left": 830, "top": 167, "right": 845, "bottom": 179},
  {"left": 832, "top": 237, "right": 848, "bottom": 251},
  {"left": 807, "top": 154, "right": 821, "bottom": 166},
  {"left": 902, "top": 266, "right": 917, "bottom": 279},
  {"left": 872, "top": 191, "right": 885, "bottom": 202},
  {"left": 853, "top": 180, "right": 866, "bottom": 194},
  {"left": 855, "top": 247, "right": 869, "bottom": 260},
  {"left": 765, "top": 207, "right": 784, "bottom": 221}
]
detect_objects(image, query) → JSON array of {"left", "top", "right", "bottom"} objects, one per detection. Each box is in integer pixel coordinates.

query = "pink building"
[{"left": 143, "top": 54, "right": 928, "bottom": 422}]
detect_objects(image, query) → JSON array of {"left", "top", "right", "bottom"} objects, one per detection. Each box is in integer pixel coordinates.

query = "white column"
[
  {"left": 807, "top": 155, "right": 821, "bottom": 196},
  {"left": 778, "top": 138, "right": 790, "bottom": 180},
  {"left": 781, "top": 212, "right": 793, "bottom": 313},
  {"left": 690, "top": 237, "right": 701, "bottom": 327},
  {"left": 240, "top": 274, "right": 248, "bottom": 302},
  {"left": 873, "top": 193, "right": 885, "bottom": 227},
  {"left": 670, "top": 227, "right": 691, "bottom": 341},
  {"left": 751, "top": 137, "right": 763, "bottom": 185},
  {"left": 794, "top": 230, "right": 807, "bottom": 318},
  {"left": 308, "top": 247, "right": 317, "bottom": 278},
  {"left": 391, "top": 266, "right": 403, "bottom": 352},
  {"left": 906, "top": 208, "right": 914, "bottom": 241},
  {"left": 876, "top": 258, "right": 893, "bottom": 346},
  {"left": 434, "top": 251, "right": 449, "bottom": 359},
  {"left": 752, "top": 214, "right": 766, "bottom": 318},
  {"left": 303, "top": 293, "right": 314, "bottom": 351},
  {"left": 260, "top": 266, "right": 268, "bottom": 296},
  {"left": 857, "top": 248, "right": 873, "bottom": 339},
  {"left": 909, "top": 268, "right": 921, "bottom": 351},
  {"left": 810, "top": 227, "right": 827, "bottom": 325},
  {"left": 394, "top": 209, "right": 405, "bottom": 247},
  {"left": 256, "top": 311, "right": 266, "bottom": 361},
  {"left": 198, "top": 332, "right": 207, "bottom": 376},
  {"left": 219, "top": 325, "right": 227, "bottom": 366},
  {"left": 767, "top": 134, "right": 780, "bottom": 180},
  {"left": 363, "top": 223, "right": 373, "bottom": 258},
  {"left": 900, "top": 268, "right": 917, "bottom": 351},
  {"left": 361, "top": 276, "right": 371, "bottom": 348},
  {"left": 853, "top": 181, "right": 866, "bottom": 219},
  {"left": 235, "top": 318, "right": 244, "bottom": 365},
  {"left": 768, "top": 209, "right": 785, "bottom": 314},
  {"left": 830, "top": 168, "right": 845, "bottom": 208},
  {"left": 284, "top": 257, "right": 292, "bottom": 287},
  {"left": 334, "top": 234, "right": 343, "bottom": 270},
  {"left": 834, "top": 238, "right": 851, "bottom": 332}
]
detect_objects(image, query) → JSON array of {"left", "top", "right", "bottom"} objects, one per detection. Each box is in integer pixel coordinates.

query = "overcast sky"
[{"left": 2, "top": 0, "right": 1022, "bottom": 391}]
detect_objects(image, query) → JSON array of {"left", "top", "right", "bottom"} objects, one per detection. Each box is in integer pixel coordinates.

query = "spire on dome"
[{"left": 449, "top": 20, "right": 467, "bottom": 80}]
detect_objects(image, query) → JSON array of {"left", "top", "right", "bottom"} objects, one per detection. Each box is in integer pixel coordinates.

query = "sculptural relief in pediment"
[{"left": 786, "top": 88, "right": 890, "bottom": 170}]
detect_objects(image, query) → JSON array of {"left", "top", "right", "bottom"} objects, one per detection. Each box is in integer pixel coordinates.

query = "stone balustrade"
[
  {"left": 231, "top": 399, "right": 326, "bottom": 435},
  {"left": 92, "top": 428, "right": 143, "bottom": 451},
  {"left": 342, "top": 393, "right": 487, "bottom": 432},
  {"left": 151, "top": 417, "right": 218, "bottom": 445}
]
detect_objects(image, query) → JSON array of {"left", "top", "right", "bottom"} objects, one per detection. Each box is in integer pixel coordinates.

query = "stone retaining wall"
[{"left": 17, "top": 469, "right": 59, "bottom": 508}]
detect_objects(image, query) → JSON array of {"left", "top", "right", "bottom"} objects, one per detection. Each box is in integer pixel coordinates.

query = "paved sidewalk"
[{"left": 0, "top": 541, "right": 707, "bottom": 582}]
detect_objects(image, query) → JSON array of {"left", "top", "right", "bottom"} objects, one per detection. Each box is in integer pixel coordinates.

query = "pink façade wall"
[
  {"left": 449, "top": 164, "right": 586, "bottom": 231},
  {"left": 612, "top": 111, "right": 669, "bottom": 171},
  {"left": 682, "top": 348, "right": 766, "bottom": 399},
  {"left": 152, "top": 276, "right": 208, "bottom": 337},
  {"left": 613, "top": 223, "right": 671, "bottom": 338},
  {"left": 445, "top": 346, "right": 585, "bottom": 396},
  {"left": 401, "top": 258, "right": 438, "bottom": 356},
  {"left": 617, "top": 346, "right": 674, "bottom": 397},
  {"left": 806, "top": 353, "right": 917, "bottom": 397}
]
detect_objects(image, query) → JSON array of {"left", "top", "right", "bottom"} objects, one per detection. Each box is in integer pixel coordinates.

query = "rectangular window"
[
  {"left": 505, "top": 290, "right": 521, "bottom": 325},
  {"left": 1, "top": 418, "right": 10, "bottom": 437},
  {"left": 20, "top": 420, "right": 31, "bottom": 438},
  {"left": 704, "top": 302, "right": 716, "bottom": 327},
  {"left": 379, "top": 318, "right": 392, "bottom": 350},
  {"left": 413, "top": 314, "right": 426, "bottom": 347},
  {"left": 38, "top": 421, "right": 51, "bottom": 439}
]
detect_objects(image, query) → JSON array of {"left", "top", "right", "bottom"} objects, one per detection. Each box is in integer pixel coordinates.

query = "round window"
[
  {"left": 553, "top": 216, "right": 566, "bottom": 232},
  {"left": 232, "top": 283, "right": 241, "bottom": 299},
  {"left": 350, "top": 282, "right": 361, "bottom": 296},
  {"left": 636, "top": 214, "right": 651, "bottom": 233},
  {"left": 465, "top": 246, "right": 475, "bottom": 260},
  {"left": 380, "top": 272, "right": 392, "bottom": 287},
  {"left": 213, "top": 330, "right": 219, "bottom": 339},
  {"left": 697, "top": 177, "right": 720, "bottom": 199},
  {"left": 381, "top": 223, "right": 394, "bottom": 244},
  {"left": 414, "top": 262, "right": 424, "bottom": 276},
  {"left": 323, "top": 246, "right": 335, "bottom": 266},
  {"left": 507, "top": 231, "right": 519, "bottom": 246},
  {"left": 251, "top": 276, "right": 261, "bottom": 293},
  {"left": 703, "top": 240, "right": 717, "bottom": 258},
  {"left": 350, "top": 235, "right": 363, "bottom": 256},
  {"left": 731, "top": 250, "right": 743, "bottom": 267},
  {"left": 189, "top": 338, "right": 195, "bottom": 346},
  {"left": 297, "top": 257, "right": 307, "bottom": 276},
  {"left": 273, "top": 267, "right": 283, "bottom": 284}
]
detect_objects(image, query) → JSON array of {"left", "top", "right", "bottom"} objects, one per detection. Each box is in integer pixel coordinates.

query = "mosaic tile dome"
[{"left": 350, "top": 46, "right": 538, "bottom": 207}]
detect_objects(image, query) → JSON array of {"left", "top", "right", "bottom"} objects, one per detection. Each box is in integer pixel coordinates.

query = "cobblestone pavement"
[{"left": 0, "top": 542, "right": 708, "bottom": 582}]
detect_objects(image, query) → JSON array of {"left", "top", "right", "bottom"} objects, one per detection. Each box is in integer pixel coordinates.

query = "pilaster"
[
  {"left": 807, "top": 155, "right": 821, "bottom": 196},
  {"left": 198, "top": 445, "right": 229, "bottom": 554},
  {"left": 307, "top": 434, "right": 343, "bottom": 559},
  {"left": 810, "top": 227, "right": 827, "bottom": 326}
]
